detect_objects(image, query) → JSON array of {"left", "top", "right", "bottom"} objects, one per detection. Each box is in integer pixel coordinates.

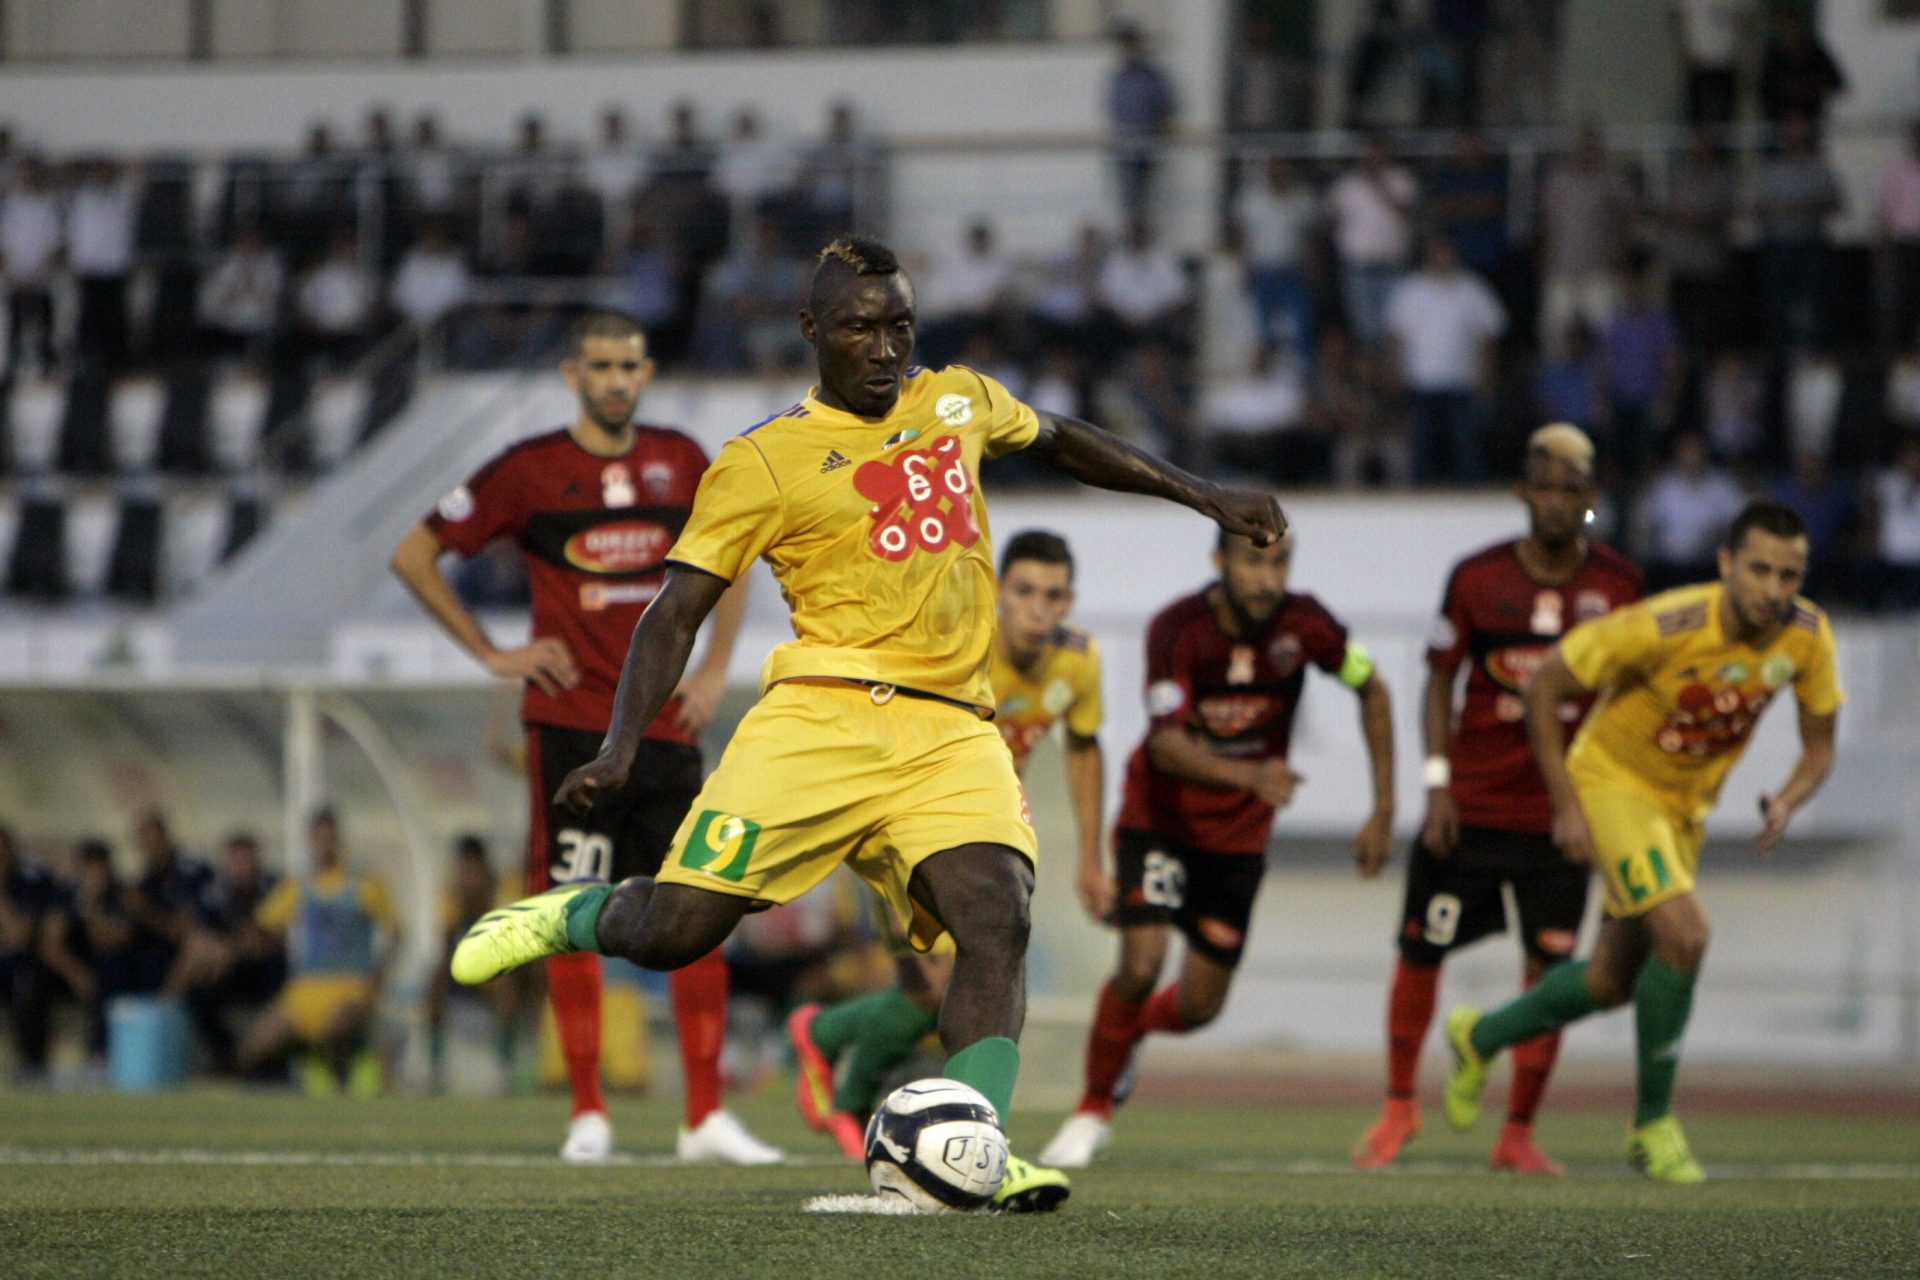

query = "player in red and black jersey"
[
  {"left": 391, "top": 311, "right": 778, "bottom": 1166},
  {"left": 1040, "top": 528, "right": 1396, "bottom": 1168},
  {"left": 1352, "top": 424, "right": 1642, "bottom": 1176}
]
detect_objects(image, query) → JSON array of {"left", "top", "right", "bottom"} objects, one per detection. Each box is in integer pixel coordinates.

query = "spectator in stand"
[
  {"left": 199, "top": 222, "right": 286, "bottom": 359},
  {"left": 1704, "top": 346, "right": 1766, "bottom": 464},
  {"left": 279, "top": 123, "right": 352, "bottom": 256},
  {"left": 691, "top": 214, "right": 809, "bottom": 373},
  {"left": 602, "top": 213, "right": 684, "bottom": 350},
  {"left": 295, "top": 230, "right": 376, "bottom": 367},
  {"left": 1386, "top": 235, "right": 1505, "bottom": 483},
  {"left": 1028, "top": 224, "right": 1110, "bottom": 365},
  {"left": 583, "top": 106, "right": 647, "bottom": 252},
  {"left": 1199, "top": 341, "right": 1326, "bottom": 482},
  {"left": 1345, "top": 0, "right": 1421, "bottom": 130},
  {"left": 1660, "top": 126, "right": 1739, "bottom": 349},
  {"left": 1785, "top": 348, "right": 1843, "bottom": 463},
  {"left": 1771, "top": 450, "right": 1858, "bottom": 600},
  {"left": 1754, "top": 113, "right": 1842, "bottom": 353},
  {"left": 1889, "top": 330, "right": 1920, "bottom": 434},
  {"left": 1319, "top": 326, "right": 1408, "bottom": 487},
  {"left": 1, "top": 824, "right": 59, "bottom": 1080},
  {"left": 66, "top": 158, "right": 139, "bottom": 369},
  {"left": 1199, "top": 221, "right": 1262, "bottom": 379},
  {"left": 2, "top": 157, "right": 63, "bottom": 377},
  {"left": 498, "top": 111, "right": 563, "bottom": 216},
  {"left": 162, "top": 831, "right": 286, "bottom": 1075},
  {"left": 1234, "top": 156, "right": 1322, "bottom": 362},
  {"left": 1227, "top": 7, "right": 1318, "bottom": 133},
  {"left": 643, "top": 101, "right": 727, "bottom": 271},
  {"left": 1601, "top": 268, "right": 1682, "bottom": 480},
  {"left": 1536, "top": 323, "right": 1603, "bottom": 435},
  {"left": 1874, "top": 121, "right": 1920, "bottom": 354},
  {"left": 427, "top": 834, "right": 524, "bottom": 1091},
  {"left": 1424, "top": 0, "right": 1490, "bottom": 127},
  {"left": 916, "top": 217, "right": 1014, "bottom": 368},
  {"left": 124, "top": 811, "right": 217, "bottom": 999},
  {"left": 1634, "top": 432, "right": 1749, "bottom": 589},
  {"left": 1870, "top": 434, "right": 1920, "bottom": 609},
  {"left": 1095, "top": 216, "right": 1192, "bottom": 351},
  {"left": 404, "top": 112, "right": 464, "bottom": 220},
  {"left": 1670, "top": 0, "right": 1755, "bottom": 126},
  {"left": 458, "top": 208, "right": 562, "bottom": 368},
  {"left": 802, "top": 102, "right": 888, "bottom": 244},
  {"left": 1759, "top": 9, "right": 1844, "bottom": 129},
  {"left": 1098, "top": 337, "right": 1196, "bottom": 466},
  {"left": 390, "top": 218, "right": 471, "bottom": 332},
  {"left": 1538, "top": 124, "right": 1633, "bottom": 354},
  {"left": 1327, "top": 134, "right": 1418, "bottom": 349},
  {"left": 40, "top": 839, "right": 138, "bottom": 1059},
  {"left": 1424, "top": 128, "right": 1509, "bottom": 288},
  {"left": 712, "top": 108, "right": 801, "bottom": 238},
  {"left": 1027, "top": 347, "right": 1086, "bottom": 420},
  {"left": 1107, "top": 21, "right": 1179, "bottom": 222}
]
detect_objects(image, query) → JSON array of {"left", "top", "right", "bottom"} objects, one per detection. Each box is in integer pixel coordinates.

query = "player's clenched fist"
[
  {"left": 1203, "top": 487, "right": 1287, "bottom": 547},
  {"left": 555, "top": 753, "right": 629, "bottom": 813}
]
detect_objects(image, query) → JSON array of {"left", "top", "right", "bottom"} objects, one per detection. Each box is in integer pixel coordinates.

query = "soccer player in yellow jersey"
[
  {"left": 1443, "top": 500, "right": 1842, "bottom": 1183},
  {"left": 787, "top": 530, "right": 1104, "bottom": 1181},
  {"left": 452, "top": 236, "right": 1282, "bottom": 1208}
]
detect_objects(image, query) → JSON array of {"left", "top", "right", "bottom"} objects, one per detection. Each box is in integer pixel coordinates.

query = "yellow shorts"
[
  {"left": 1580, "top": 779, "right": 1703, "bottom": 919},
  {"left": 280, "top": 975, "right": 373, "bottom": 1041},
  {"left": 656, "top": 681, "right": 1037, "bottom": 951}
]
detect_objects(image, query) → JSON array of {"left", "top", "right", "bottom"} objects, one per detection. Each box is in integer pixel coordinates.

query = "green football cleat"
[
  {"left": 450, "top": 884, "right": 587, "bottom": 985},
  {"left": 1442, "top": 1006, "right": 1490, "bottom": 1133},
  {"left": 1626, "top": 1115, "right": 1706, "bottom": 1185},
  {"left": 991, "top": 1154, "right": 1071, "bottom": 1214}
]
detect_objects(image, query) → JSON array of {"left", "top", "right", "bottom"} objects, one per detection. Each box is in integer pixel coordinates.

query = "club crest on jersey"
[
  {"left": 1762, "top": 655, "right": 1795, "bottom": 687},
  {"left": 601, "top": 463, "right": 636, "bottom": 507},
  {"left": 854, "top": 435, "right": 981, "bottom": 561},
  {"left": 1266, "top": 634, "right": 1304, "bottom": 679},
  {"left": 642, "top": 460, "right": 675, "bottom": 497},
  {"left": 1147, "top": 679, "right": 1186, "bottom": 717},
  {"left": 436, "top": 485, "right": 474, "bottom": 522},
  {"left": 1531, "top": 590, "right": 1564, "bottom": 635},
  {"left": 934, "top": 394, "right": 973, "bottom": 426}
]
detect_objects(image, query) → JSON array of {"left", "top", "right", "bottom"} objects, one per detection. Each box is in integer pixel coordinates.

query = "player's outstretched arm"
[
  {"left": 1757, "top": 706, "right": 1837, "bottom": 857},
  {"left": 1524, "top": 650, "right": 1596, "bottom": 864},
  {"left": 1352, "top": 671, "right": 1395, "bottom": 879},
  {"left": 554, "top": 565, "right": 728, "bottom": 813},
  {"left": 1027, "top": 412, "right": 1285, "bottom": 546}
]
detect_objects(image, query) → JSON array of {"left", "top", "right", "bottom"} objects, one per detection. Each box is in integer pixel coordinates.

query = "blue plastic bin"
[{"left": 107, "top": 996, "right": 189, "bottom": 1091}]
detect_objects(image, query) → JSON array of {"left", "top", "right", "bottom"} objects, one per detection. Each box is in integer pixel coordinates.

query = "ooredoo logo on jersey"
[{"left": 563, "top": 520, "right": 672, "bottom": 574}]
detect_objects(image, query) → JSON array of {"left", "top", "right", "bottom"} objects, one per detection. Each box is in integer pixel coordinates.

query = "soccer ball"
[{"left": 864, "top": 1078, "right": 1008, "bottom": 1213}]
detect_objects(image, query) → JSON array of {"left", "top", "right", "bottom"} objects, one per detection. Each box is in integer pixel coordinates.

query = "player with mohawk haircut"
[{"left": 453, "top": 234, "right": 1283, "bottom": 1208}]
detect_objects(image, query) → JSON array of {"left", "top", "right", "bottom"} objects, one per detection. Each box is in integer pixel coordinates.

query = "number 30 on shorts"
[
  {"left": 554, "top": 829, "right": 612, "bottom": 883},
  {"left": 1142, "top": 849, "right": 1187, "bottom": 909}
]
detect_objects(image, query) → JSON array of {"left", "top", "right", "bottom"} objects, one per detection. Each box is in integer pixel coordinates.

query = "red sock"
[
  {"left": 670, "top": 947, "right": 729, "bottom": 1129},
  {"left": 1387, "top": 959, "right": 1441, "bottom": 1099},
  {"left": 1507, "top": 973, "right": 1563, "bottom": 1126},
  {"left": 546, "top": 952, "right": 605, "bottom": 1118},
  {"left": 1077, "top": 981, "right": 1147, "bottom": 1118},
  {"left": 1140, "top": 983, "right": 1194, "bottom": 1035}
]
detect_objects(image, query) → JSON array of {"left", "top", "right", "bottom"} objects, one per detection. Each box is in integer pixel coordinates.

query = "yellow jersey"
[
  {"left": 669, "top": 366, "right": 1040, "bottom": 710},
  {"left": 1560, "top": 581, "right": 1843, "bottom": 820},
  {"left": 988, "top": 625, "right": 1104, "bottom": 775}
]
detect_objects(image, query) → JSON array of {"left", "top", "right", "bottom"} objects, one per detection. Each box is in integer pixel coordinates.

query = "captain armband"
[{"left": 1338, "top": 641, "right": 1375, "bottom": 690}]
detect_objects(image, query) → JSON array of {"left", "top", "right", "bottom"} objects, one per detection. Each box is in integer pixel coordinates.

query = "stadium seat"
[
  {"left": 161, "top": 488, "right": 229, "bottom": 597},
  {"left": 222, "top": 493, "right": 264, "bottom": 562},
  {"left": 5, "top": 377, "right": 66, "bottom": 473},
  {"left": 156, "top": 366, "right": 214, "bottom": 475},
  {"left": 108, "top": 376, "right": 167, "bottom": 473},
  {"left": 105, "top": 494, "right": 165, "bottom": 604},
  {"left": 209, "top": 371, "right": 270, "bottom": 472},
  {"left": 4, "top": 494, "right": 69, "bottom": 601},
  {"left": 63, "top": 488, "right": 120, "bottom": 598},
  {"left": 56, "top": 371, "right": 113, "bottom": 477},
  {"left": 309, "top": 375, "right": 372, "bottom": 468}
]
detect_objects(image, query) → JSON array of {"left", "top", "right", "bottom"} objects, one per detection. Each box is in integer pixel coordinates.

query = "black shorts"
[
  {"left": 1112, "top": 827, "right": 1266, "bottom": 967},
  {"left": 526, "top": 725, "right": 703, "bottom": 889},
  {"left": 1395, "top": 826, "right": 1589, "bottom": 968}
]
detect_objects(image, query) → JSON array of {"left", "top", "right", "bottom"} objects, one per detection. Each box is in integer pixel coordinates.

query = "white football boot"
[
  {"left": 676, "top": 1109, "right": 784, "bottom": 1166},
  {"left": 561, "top": 1111, "right": 614, "bottom": 1164},
  {"left": 1038, "top": 1112, "right": 1112, "bottom": 1169}
]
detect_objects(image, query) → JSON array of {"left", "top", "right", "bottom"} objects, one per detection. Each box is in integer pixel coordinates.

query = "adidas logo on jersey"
[{"left": 820, "top": 449, "right": 851, "bottom": 473}]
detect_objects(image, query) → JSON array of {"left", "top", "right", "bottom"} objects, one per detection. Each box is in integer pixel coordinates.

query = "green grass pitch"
[{"left": 2, "top": 1088, "right": 1915, "bottom": 1278}]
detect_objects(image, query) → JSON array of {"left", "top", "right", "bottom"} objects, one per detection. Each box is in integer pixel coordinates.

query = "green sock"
[
  {"left": 943, "top": 1036, "right": 1020, "bottom": 1120},
  {"left": 1633, "top": 957, "right": 1696, "bottom": 1127},
  {"left": 811, "top": 989, "right": 907, "bottom": 1059},
  {"left": 1472, "top": 960, "right": 1602, "bottom": 1059},
  {"left": 833, "top": 989, "right": 939, "bottom": 1115},
  {"left": 563, "top": 885, "right": 614, "bottom": 953}
]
